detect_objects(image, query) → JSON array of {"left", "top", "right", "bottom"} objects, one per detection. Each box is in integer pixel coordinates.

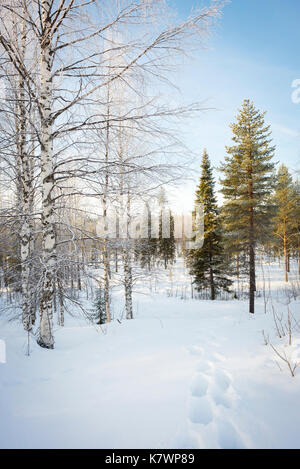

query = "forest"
[{"left": 0, "top": 0, "right": 300, "bottom": 451}]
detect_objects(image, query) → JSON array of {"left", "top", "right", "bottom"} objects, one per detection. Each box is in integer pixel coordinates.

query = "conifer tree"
[
  {"left": 294, "top": 181, "right": 300, "bottom": 274},
  {"left": 91, "top": 287, "right": 107, "bottom": 325},
  {"left": 135, "top": 203, "right": 158, "bottom": 270},
  {"left": 273, "top": 165, "right": 299, "bottom": 282},
  {"left": 153, "top": 188, "right": 176, "bottom": 269},
  {"left": 220, "top": 153, "right": 248, "bottom": 294},
  {"left": 158, "top": 209, "right": 176, "bottom": 269},
  {"left": 139, "top": 237, "right": 158, "bottom": 270},
  {"left": 220, "top": 100, "right": 275, "bottom": 313},
  {"left": 189, "top": 149, "right": 232, "bottom": 300}
]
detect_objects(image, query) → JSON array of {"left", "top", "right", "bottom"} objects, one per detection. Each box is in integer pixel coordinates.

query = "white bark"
[
  {"left": 123, "top": 247, "right": 133, "bottom": 320},
  {"left": 38, "top": 0, "right": 55, "bottom": 349},
  {"left": 103, "top": 78, "right": 112, "bottom": 323},
  {"left": 122, "top": 190, "right": 133, "bottom": 320},
  {"left": 0, "top": 0, "right": 224, "bottom": 347},
  {"left": 11, "top": 2, "right": 35, "bottom": 330}
]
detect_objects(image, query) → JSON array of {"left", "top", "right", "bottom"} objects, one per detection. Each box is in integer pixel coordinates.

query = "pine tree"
[
  {"left": 294, "top": 180, "right": 300, "bottom": 274},
  {"left": 273, "top": 165, "right": 299, "bottom": 282},
  {"left": 220, "top": 100, "right": 275, "bottom": 313},
  {"left": 189, "top": 149, "right": 232, "bottom": 300}
]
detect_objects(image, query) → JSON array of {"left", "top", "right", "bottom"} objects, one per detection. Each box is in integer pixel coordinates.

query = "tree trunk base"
[{"left": 37, "top": 339, "right": 54, "bottom": 350}]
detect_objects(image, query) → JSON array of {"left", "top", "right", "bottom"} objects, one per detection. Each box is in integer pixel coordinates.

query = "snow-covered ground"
[{"left": 1, "top": 259, "right": 300, "bottom": 449}]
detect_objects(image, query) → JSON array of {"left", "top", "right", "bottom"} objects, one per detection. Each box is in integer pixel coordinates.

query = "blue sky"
[{"left": 167, "top": 0, "right": 300, "bottom": 207}]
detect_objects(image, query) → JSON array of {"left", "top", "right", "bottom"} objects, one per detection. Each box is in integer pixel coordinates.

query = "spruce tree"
[
  {"left": 220, "top": 99, "right": 275, "bottom": 313},
  {"left": 136, "top": 203, "right": 158, "bottom": 270},
  {"left": 90, "top": 287, "right": 107, "bottom": 325},
  {"left": 139, "top": 236, "right": 158, "bottom": 270},
  {"left": 220, "top": 152, "right": 248, "bottom": 294},
  {"left": 156, "top": 188, "right": 176, "bottom": 269},
  {"left": 189, "top": 149, "right": 232, "bottom": 300},
  {"left": 158, "top": 209, "right": 176, "bottom": 269}
]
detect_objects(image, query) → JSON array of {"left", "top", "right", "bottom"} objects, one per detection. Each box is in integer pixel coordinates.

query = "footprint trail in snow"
[{"left": 184, "top": 339, "right": 245, "bottom": 449}]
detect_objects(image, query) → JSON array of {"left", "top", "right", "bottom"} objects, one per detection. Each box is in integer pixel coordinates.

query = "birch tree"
[{"left": 0, "top": 0, "right": 224, "bottom": 347}]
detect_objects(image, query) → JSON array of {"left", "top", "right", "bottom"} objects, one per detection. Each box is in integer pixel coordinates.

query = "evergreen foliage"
[
  {"left": 273, "top": 165, "right": 300, "bottom": 280},
  {"left": 189, "top": 149, "right": 232, "bottom": 300},
  {"left": 91, "top": 287, "right": 107, "bottom": 325},
  {"left": 220, "top": 99, "right": 275, "bottom": 313},
  {"left": 158, "top": 209, "right": 176, "bottom": 269}
]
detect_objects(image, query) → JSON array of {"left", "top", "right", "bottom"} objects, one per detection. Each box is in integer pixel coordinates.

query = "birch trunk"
[
  {"left": 103, "top": 247, "right": 111, "bottom": 322},
  {"left": 102, "top": 81, "right": 111, "bottom": 323},
  {"left": 38, "top": 0, "right": 55, "bottom": 349},
  {"left": 123, "top": 192, "right": 133, "bottom": 320},
  {"left": 13, "top": 4, "right": 34, "bottom": 330},
  {"left": 123, "top": 247, "right": 133, "bottom": 320}
]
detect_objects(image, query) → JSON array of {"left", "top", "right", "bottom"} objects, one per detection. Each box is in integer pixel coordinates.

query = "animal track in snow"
[
  {"left": 209, "top": 369, "right": 233, "bottom": 408},
  {"left": 216, "top": 419, "right": 245, "bottom": 449},
  {"left": 214, "top": 369, "right": 231, "bottom": 391},
  {"left": 190, "top": 374, "right": 209, "bottom": 398},
  {"left": 188, "top": 396, "right": 213, "bottom": 425},
  {"left": 209, "top": 385, "right": 232, "bottom": 408},
  {"left": 185, "top": 342, "right": 244, "bottom": 448},
  {"left": 195, "top": 361, "right": 212, "bottom": 373}
]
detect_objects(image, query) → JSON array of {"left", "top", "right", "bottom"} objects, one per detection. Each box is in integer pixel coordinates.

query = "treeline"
[
  {"left": 188, "top": 99, "right": 300, "bottom": 314},
  {"left": 1, "top": 2, "right": 298, "bottom": 351}
]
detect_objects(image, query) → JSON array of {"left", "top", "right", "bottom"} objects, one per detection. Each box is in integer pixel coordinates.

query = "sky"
[{"left": 166, "top": 0, "right": 300, "bottom": 210}]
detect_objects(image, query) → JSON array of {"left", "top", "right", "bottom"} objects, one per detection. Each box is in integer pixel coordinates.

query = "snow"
[{"left": 1, "top": 259, "right": 300, "bottom": 449}]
